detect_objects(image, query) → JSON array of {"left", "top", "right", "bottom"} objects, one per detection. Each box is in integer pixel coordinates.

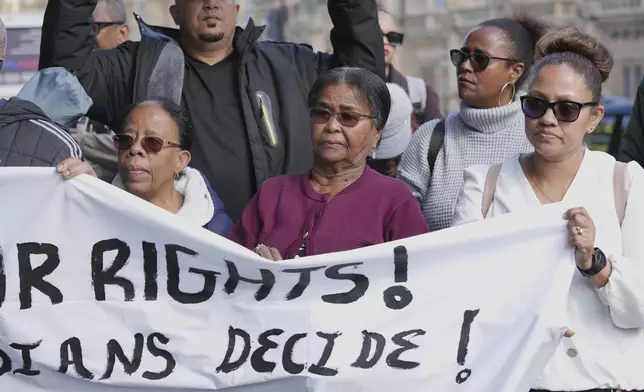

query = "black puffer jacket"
[{"left": 0, "top": 97, "right": 82, "bottom": 167}]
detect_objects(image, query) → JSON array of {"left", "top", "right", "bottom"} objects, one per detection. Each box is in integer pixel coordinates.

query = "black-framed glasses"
[
  {"left": 309, "top": 108, "right": 378, "bottom": 128},
  {"left": 450, "top": 49, "right": 517, "bottom": 72},
  {"left": 92, "top": 21, "right": 125, "bottom": 35},
  {"left": 521, "top": 96, "right": 599, "bottom": 123},
  {"left": 113, "top": 134, "right": 182, "bottom": 154},
  {"left": 383, "top": 31, "right": 404, "bottom": 46}
]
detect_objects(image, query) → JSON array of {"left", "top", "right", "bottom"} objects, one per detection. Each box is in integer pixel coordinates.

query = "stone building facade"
[
  {"left": 2, "top": 0, "right": 643, "bottom": 112},
  {"left": 251, "top": 0, "right": 644, "bottom": 113}
]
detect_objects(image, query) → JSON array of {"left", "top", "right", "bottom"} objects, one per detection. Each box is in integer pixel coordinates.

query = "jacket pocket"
[{"left": 255, "top": 91, "right": 280, "bottom": 147}]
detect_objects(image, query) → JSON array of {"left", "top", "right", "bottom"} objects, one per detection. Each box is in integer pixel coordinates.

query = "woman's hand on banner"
[
  {"left": 57, "top": 158, "right": 97, "bottom": 180},
  {"left": 565, "top": 207, "right": 596, "bottom": 270},
  {"left": 254, "top": 244, "right": 283, "bottom": 261}
]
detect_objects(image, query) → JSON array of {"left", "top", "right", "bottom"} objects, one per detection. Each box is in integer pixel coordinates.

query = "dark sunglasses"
[
  {"left": 450, "top": 49, "right": 517, "bottom": 72},
  {"left": 521, "top": 96, "right": 598, "bottom": 123},
  {"left": 92, "top": 21, "right": 125, "bottom": 35},
  {"left": 113, "top": 134, "right": 182, "bottom": 154},
  {"left": 383, "top": 31, "right": 404, "bottom": 46},
  {"left": 309, "top": 108, "right": 378, "bottom": 128}
]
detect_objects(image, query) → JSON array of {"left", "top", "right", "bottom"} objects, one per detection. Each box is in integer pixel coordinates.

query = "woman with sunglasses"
[
  {"left": 57, "top": 98, "right": 233, "bottom": 236},
  {"left": 397, "top": 16, "right": 547, "bottom": 231},
  {"left": 229, "top": 67, "right": 428, "bottom": 261},
  {"left": 454, "top": 29, "right": 644, "bottom": 392}
]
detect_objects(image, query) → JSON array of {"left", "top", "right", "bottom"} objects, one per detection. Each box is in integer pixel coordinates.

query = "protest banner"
[{"left": 0, "top": 168, "right": 575, "bottom": 391}]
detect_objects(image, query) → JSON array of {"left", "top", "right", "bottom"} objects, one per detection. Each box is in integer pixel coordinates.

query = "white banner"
[{"left": 0, "top": 169, "right": 575, "bottom": 392}]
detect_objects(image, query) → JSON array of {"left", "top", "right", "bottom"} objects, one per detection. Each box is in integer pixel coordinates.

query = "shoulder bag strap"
[
  {"left": 427, "top": 119, "right": 446, "bottom": 177},
  {"left": 482, "top": 163, "right": 503, "bottom": 218},
  {"left": 613, "top": 162, "right": 630, "bottom": 227}
]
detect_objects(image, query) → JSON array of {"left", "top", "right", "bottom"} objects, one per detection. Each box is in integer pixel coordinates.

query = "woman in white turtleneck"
[{"left": 397, "top": 16, "right": 547, "bottom": 230}]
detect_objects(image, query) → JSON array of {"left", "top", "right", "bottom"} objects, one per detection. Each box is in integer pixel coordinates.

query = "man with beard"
[{"left": 39, "top": 0, "right": 385, "bottom": 222}]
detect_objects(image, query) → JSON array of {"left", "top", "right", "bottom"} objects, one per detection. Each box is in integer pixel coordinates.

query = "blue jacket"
[{"left": 199, "top": 171, "right": 234, "bottom": 236}]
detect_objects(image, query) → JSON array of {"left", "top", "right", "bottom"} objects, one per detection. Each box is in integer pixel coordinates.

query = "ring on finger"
[{"left": 575, "top": 226, "right": 584, "bottom": 236}]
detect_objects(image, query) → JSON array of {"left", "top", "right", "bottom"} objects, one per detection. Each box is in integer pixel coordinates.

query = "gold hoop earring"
[{"left": 497, "top": 82, "right": 516, "bottom": 107}]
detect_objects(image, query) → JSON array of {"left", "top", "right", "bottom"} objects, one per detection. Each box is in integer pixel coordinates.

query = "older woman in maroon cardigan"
[{"left": 228, "top": 67, "right": 429, "bottom": 260}]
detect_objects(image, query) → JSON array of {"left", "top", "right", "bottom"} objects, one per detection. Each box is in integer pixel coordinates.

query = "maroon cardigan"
[{"left": 228, "top": 167, "right": 429, "bottom": 259}]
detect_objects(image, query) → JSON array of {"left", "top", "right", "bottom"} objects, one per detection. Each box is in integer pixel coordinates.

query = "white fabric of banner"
[{"left": 0, "top": 169, "right": 575, "bottom": 391}]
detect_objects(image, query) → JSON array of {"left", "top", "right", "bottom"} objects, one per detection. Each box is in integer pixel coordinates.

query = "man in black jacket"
[
  {"left": 0, "top": 68, "right": 90, "bottom": 167},
  {"left": 39, "top": 0, "right": 385, "bottom": 221},
  {"left": 619, "top": 78, "right": 644, "bottom": 167}
]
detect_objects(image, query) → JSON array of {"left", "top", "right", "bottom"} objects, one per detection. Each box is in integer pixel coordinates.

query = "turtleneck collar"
[
  {"left": 112, "top": 167, "right": 215, "bottom": 227},
  {"left": 458, "top": 91, "right": 525, "bottom": 134}
]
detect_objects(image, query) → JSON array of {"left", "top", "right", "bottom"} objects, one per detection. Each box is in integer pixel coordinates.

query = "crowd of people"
[{"left": 2, "top": 0, "right": 644, "bottom": 391}]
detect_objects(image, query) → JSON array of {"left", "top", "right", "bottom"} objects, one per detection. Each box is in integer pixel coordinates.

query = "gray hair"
[{"left": 99, "top": 0, "right": 127, "bottom": 23}]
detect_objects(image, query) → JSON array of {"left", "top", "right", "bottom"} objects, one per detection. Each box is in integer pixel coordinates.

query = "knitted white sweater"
[{"left": 397, "top": 95, "right": 533, "bottom": 230}]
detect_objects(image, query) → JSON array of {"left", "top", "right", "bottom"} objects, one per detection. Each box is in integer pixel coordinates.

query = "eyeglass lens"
[
  {"left": 521, "top": 97, "right": 584, "bottom": 122},
  {"left": 310, "top": 108, "right": 362, "bottom": 127},
  {"left": 450, "top": 50, "right": 490, "bottom": 71},
  {"left": 384, "top": 32, "right": 404, "bottom": 46},
  {"left": 114, "top": 134, "right": 166, "bottom": 153}
]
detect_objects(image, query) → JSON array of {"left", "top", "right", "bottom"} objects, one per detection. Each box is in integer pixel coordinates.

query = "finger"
[
  {"left": 58, "top": 159, "right": 87, "bottom": 179},
  {"left": 268, "top": 247, "right": 282, "bottom": 261},
  {"left": 69, "top": 162, "right": 97, "bottom": 179},
  {"left": 565, "top": 208, "right": 584, "bottom": 218},
  {"left": 568, "top": 220, "right": 591, "bottom": 238},
  {"left": 56, "top": 158, "right": 79, "bottom": 173},
  {"left": 255, "top": 245, "right": 273, "bottom": 260},
  {"left": 568, "top": 235, "right": 577, "bottom": 248},
  {"left": 564, "top": 329, "right": 575, "bottom": 338},
  {"left": 62, "top": 163, "right": 88, "bottom": 179},
  {"left": 567, "top": 209, "right": 593, "bottom": 227},
  {"left": 57, "top": 158, "right": 75, "bottom": 171},
  {"left": 570, "top": 234, "right": 593, "bottom": 251}
]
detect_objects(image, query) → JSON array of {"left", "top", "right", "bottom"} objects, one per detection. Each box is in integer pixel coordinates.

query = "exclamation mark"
[
  {"left": 382, "top": 246, "right": 413, "bottom": 310},
  {"left": 455, "top": 309, "right": 480, "bottom": 384}
]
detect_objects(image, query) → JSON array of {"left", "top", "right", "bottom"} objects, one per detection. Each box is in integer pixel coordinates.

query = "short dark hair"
[
  {"left": 99, "top": 0, "right": 127, "bottom": 23},
  {"left": 123, "top": 97, "right": 193, "bottom": 150},
  {"left": 308, "top": 67, "right": 391, "bottom": 131},
  {"left": 479, "top": 15, "right": 548, "bottom": 87},
  {"left": 528, "top": 28, "right": 614, "bottom": 102}
]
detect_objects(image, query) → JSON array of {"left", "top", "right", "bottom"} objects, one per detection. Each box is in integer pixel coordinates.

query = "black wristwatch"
[{"left": 577, "top": 247, "right": 607, "bottom": 277}]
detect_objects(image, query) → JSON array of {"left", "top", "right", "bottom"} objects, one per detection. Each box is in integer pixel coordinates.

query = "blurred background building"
[
  {"left": 248, "top": 0, "right": 644, "bottom": 114},
  {"left": 1, "top": 0, "right": 643, "bottom": 113}
]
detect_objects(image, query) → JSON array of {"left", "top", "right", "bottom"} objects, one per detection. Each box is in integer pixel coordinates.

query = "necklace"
[
  {"left": 526, "top": 169, "right": 557, "bottom": 203},
  {"left": 525, "top": 155, "right": 574, "bottom": 203}
]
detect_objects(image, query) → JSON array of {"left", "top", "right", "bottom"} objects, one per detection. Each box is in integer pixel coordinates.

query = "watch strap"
[{"left": 578, "top": 247, "right": 607, "bottom": 277}]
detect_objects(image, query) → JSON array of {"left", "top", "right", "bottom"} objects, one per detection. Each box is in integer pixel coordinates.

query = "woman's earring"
[
  {"left": 370, "top": 149, "right": 376, "bottom": 159},
  {"left": 497, "top": 82, "right": 516, "bottom": 107},
  {"left": 173, "top": 172, "right": 179, "bottom": 180}
]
